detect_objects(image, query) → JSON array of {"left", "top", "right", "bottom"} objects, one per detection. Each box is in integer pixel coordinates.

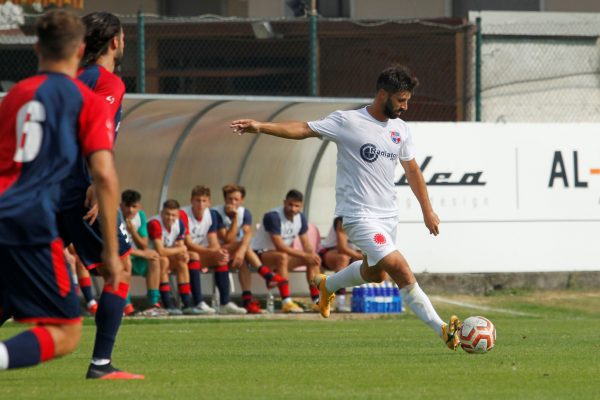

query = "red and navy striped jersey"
[
  {"left": 59, "top": 64, "right": 125, "bottom": 211},
  {"left": 0, "top": 72, "right": 113, "bottom": 245},
  {"left": 78, "top": 64, "right": 125, "bottom": 137}
]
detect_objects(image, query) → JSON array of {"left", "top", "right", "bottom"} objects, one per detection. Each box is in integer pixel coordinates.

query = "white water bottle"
[
  {"left": 212, "top": 287, "right": 220, "bottom": 313},
  {"left": 266, "top": 291, "right": 275, "bottom": 313}
]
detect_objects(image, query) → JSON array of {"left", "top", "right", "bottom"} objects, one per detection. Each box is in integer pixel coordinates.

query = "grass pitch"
[{"left": 1, "top": 291, "right": 598, "bottom": 400}]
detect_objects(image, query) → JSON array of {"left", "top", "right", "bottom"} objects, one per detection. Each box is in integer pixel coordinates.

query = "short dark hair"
[
  {"left": 222, "top": 183, "right": 246, "bottom": 199},
  {"left": 36, "top": 10, "right": 85, "bottom": 61},
  {"left": 81, "top": 12, "right": 122, "bottom": 65},
  {"left": 285, "top": 189, "right": 303, "bottom": 202},
  {"left": 376, "top": 65, "right": 419, "bottom": 94},
  {"left": 162, "top": 199, "right": 180, "bottom": 210},
  {"left": 191, "top": 185, "right": 211, "bottom": 198},
  {"left": 121, "top": 189, "right": 141, "bottom": 205}
]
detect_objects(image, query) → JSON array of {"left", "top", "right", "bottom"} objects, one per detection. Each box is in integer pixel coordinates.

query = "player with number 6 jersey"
[{"left": 0, "top": 10, "right": 120, "bottom": 374}]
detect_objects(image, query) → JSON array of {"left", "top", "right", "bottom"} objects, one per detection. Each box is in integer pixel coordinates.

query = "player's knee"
[
  {"left": 338, "top": 254, "right": 351, "bottom": 268},
  {"left": 278, "top": 252, "right": 288, "bottom": 265},
  {"left": 52, "top": 322, "right": 82, "bottom": 357}
]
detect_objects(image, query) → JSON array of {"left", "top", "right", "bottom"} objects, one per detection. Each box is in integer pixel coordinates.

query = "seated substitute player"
[
  {"left": 119, "top": 189, "right": 165, "bottom": 316},
  {"left": 56, "top": 11, "right": 142, "bottom": 379},
  {"left": 319, "top": 216, "right": 364, "bottom": 312},
  {"left": 231, "top": 64, "right": 461, "bottom": 350},
  {"left": 251, "top": 190, "right": 322, "bottom": 313},
  {"left": 147, "top": 199, "right": 201, "bottom": 315},
  {"left": 0, "top": 10, "right": 121, "bottom": 372},
  {"left": 213, "top": 184, "right": 286, "bottom": 314},
  {"left": 180, "top": 186, "right": 247, "bottom": 314}
]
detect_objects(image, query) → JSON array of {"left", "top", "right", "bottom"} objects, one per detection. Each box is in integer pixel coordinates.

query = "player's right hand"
[
  {"left": 102, "top": 250, "right": 122, "bottom": 291},
  {"left": 230, "top": 119, "right": 261, "bottom": 135},
  {"left": 216, "top": 248, "right": 229, "bottom": 265},
  {"left": 305, "top": 252, "right": 322, "bottom": 266}
]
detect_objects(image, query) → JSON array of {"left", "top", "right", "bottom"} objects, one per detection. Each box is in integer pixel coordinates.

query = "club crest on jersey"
[
  {"left": 373, "top": 233, "right": 387, "bottom": 245},
  {"left": 390, "top": 131, "right": 402, "bottom": 144}
]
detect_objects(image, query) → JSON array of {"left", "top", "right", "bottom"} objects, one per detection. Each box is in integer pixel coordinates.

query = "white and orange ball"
[{"left": 459, "top": 316, "right": 496, "bottom": 354}]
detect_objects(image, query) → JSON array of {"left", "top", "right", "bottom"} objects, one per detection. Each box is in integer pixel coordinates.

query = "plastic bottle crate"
[{"left": 351, "top": 282, "right": 402, "bottom": 313}]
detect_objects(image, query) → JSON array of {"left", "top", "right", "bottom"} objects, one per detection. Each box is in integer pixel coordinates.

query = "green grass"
[{"left": 1, "top": 293, "right": 599, "bottom": 400}]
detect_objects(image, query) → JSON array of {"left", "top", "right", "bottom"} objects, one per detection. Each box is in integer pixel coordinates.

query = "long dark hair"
[{"left": 81, "top": 12, "right": 122, "bottom": 65}]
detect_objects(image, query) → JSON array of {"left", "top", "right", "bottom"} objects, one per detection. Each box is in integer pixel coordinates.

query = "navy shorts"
[
  {"left": 57, "top": 203, "right": 132, "bottom": 270},
  {"left": 0, "top": 238, "right": 81, "bottom": 324}
]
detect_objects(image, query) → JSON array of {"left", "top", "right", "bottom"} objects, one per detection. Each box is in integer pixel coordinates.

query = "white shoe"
[
  {"left": 196, "top": 301, "right": 217, "bottom": 315},
  {"left": 220, "top": 302, "right": 248, "bottom": 314}
]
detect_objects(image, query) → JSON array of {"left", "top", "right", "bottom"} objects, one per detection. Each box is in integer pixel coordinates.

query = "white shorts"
[{"left": 342, "top": 216, "right": 399, "bottom": 267}]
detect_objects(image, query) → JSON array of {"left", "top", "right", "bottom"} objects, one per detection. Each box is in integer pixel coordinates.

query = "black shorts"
[
  {"left": 0, "top": 238, "right": 81, "bottom": 324},
  {"left": 318, "top": 247, "right": 335, "bottom": 270},
  {"left": 57, "top": 203, "right": 132, "bottom": 270}
]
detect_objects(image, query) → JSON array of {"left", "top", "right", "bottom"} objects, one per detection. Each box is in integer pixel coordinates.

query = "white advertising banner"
[{"left": 391, "top": 123, "right": 600, "bottom": 273}]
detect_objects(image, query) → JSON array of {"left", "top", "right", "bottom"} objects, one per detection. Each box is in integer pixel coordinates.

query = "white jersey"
[
  {"left": 252, "top": 206, "right": 308, "bottom": 251},
  {"left": 211, "top": 204, "right": 252, "bottom": 242},
  {"left": 147, "top": 215, "right": 185, "bottom": 249},
  {"left": 308, "top": 107, "right": 416, "bottom": 218},
  {"left": 179, "top": 206, "right": 216, "bottom": 247}
]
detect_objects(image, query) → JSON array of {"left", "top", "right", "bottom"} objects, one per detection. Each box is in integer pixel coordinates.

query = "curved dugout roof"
[{"left": 117, "top": 95, "right": 369, "bottom": 230}]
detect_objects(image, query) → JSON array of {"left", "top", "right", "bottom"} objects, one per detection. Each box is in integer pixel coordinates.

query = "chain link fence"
[
  {"left": 3, "top": 10, "right": 600, "bottom": 122},
  {"left": 471, "top": 11, "right": 600, "bottom": 122},
  {"left": 0, "top": 12, "right": 473, "bottom": 121}
]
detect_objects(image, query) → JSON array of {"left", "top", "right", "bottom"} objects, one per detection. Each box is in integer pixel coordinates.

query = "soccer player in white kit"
[{"left": 231, "top": 65, "right": 461, "bottom": 350}]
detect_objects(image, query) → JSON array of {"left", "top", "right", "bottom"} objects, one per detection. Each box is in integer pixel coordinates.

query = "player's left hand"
[{"left": 423, "top": 210, "right": 440, "bottom": 236}]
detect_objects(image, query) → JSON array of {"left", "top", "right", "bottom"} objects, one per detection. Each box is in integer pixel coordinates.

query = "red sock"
[
  {"left": 257, "top": 266, "right": 274, "bottom": 281},
  {"left": 31, "top": 326, "right": 55, "bottom": 362},
  {"left": 278, "top": 281, "right": 290, "bottom": 299},
  {"left": 242, "top": 291, "right": 252, "bottom": 306},
  {"left": 214, "top": 264, "right": 229, "bottom": 273}
]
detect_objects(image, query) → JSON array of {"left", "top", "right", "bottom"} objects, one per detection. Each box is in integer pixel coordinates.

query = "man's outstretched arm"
[{"left": 230, "top": 119, "right": 319, "bottom": 140}]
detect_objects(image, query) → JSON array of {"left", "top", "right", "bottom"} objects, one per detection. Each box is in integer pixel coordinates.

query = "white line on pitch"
[{"left": 430, "top": 296, "right": 539, "bottom": 317}]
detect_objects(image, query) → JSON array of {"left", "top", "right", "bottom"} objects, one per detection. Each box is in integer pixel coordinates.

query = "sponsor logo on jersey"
[
  {"left": 390, "top": 131, "right": 402, "bottom": 144},
  {"left": 106, "top": 96, "right": 115, "bottom": 104},
  {"left": 360, "top": 143, "right": 398, "bottom": 163}
]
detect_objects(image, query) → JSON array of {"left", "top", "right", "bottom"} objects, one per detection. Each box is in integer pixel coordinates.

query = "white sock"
[
  {"left": 282, "top": 297, "right": 293, "bottom": 305},
  {"left": 87, "top": 299, "right": 97, "bottom": 308},
  {"left": 325, "top": 261, "right": 366, "bottom": 292},
  {"left": 91, "top": 358, "right": 111, "bottom": 366},
  {"left": 0, "top": 342, "right": 8, "bottom": 370},
  {"left": 337, "top": 295, "right": 346, "bottom": 306},
  {"left": 400, "top": 283, "right": 445, "bottom": 337}
]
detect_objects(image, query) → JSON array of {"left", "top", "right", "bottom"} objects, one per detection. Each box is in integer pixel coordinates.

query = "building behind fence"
[{"left": 1, "top": 10, "right": 600, "bottom": 122}]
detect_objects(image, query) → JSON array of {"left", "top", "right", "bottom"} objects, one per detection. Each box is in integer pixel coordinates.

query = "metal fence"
[
  {"left": 472, "top": 12, "right": 600, "bottom": 122},
  {"left": 2, "top": 12, "right": 600, "bottom": 122},
  {"left": 0, "top": 14, "right": 473, "bottom": 121}
]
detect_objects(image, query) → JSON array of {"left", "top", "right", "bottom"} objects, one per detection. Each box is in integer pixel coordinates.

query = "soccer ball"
[{"left": 458, "top": 316, "right": 496, "bottom": 354}]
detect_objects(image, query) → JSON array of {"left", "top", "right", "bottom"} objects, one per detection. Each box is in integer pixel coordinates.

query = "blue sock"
[
  {"left": 78, "top": 277, "right": 94, "bottom": 303},
  {"left": 3, "top": 327, "right": 54, "bottom": 369},
  {"left": 214, "top": 271, "right": 230, "bottom": 305},
  {"left": 188, "top": 268, "right": 202, "bottom": 305},
  {"left": 160, "top": 282, "right": 176, "bottom": 309},
  {"left": 92, "top": 283, "right": 127, "bottom": 360},
  {"left": 178, "top": 283, "right": 192, "bottom": 308}
]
